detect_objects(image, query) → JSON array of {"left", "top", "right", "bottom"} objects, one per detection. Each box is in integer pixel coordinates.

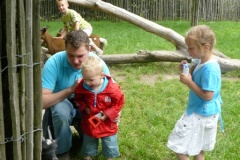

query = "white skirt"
[{"left": 167, "top": 112, "right": 218, "bottom": 156}]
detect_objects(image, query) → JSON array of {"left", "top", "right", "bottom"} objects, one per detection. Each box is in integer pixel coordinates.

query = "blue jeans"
[
  {"left": 42, "top": 99, "right": 81, "bottom": 154},
  {"left": 82, "top": 134, "right": 120, "bottom": 158}
]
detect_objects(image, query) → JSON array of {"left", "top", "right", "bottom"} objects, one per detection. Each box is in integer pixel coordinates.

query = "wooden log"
[
  {"left": 100, "top": 50, "right": 191, "bottom": 64},
  {"left": 42, "top": 47, "right": 240, "bottom": 73},
  {"left": 69, "top": 0, "right": 187, "bottom": 51}
]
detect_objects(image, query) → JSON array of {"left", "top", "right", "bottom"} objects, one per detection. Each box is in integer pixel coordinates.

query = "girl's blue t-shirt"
[{"left": 186, "top": 59, "right": 222, "bottom": 116}]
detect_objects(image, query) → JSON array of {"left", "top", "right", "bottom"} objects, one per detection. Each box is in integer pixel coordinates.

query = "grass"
[{"left": 41, "top": 20, "right": 240, "bottom": 160}]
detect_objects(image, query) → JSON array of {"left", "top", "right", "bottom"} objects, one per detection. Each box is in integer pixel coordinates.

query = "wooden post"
[
  {"left": 0, "top": 30, "right": 6, "bottom": 159},
  {"left": 33, "top": 0, "right": 43, "bottom": 159},
  {"left": 6, "top": 0, "right": 22, "bottom": 159},
  {"left": 25, "top": 0, "right": 34, "bottom": 159},
  {"left": 17, "top": 0, "right": 27, "bottom": 159}
]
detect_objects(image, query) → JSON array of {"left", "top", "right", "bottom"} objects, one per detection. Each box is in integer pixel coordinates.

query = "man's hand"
[
  {"left": 42, "top": 78, "right": 82, "bottom": 109},
  {"left": 70, "top": 78, "right": 82, "bottom": 93}
]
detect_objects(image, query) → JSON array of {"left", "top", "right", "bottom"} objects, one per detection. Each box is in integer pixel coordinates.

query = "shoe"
[{"left": 57, "top": 152, "right": 70, "bottom": 160}]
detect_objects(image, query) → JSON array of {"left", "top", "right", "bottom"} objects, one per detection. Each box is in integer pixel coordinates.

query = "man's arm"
[{"left": 42, "top": 79, "right": 81, "bottom": 109}]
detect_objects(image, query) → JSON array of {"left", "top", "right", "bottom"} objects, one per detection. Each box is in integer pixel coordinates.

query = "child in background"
[
  {"left": 167, "top": 25, "right": 223, "bottom": 160},
  {"left": 74, "top": 56, "right": 124, "bottom": 160},
  {"left": 56, "top": 0, "right": 103, "bottom": 55}
]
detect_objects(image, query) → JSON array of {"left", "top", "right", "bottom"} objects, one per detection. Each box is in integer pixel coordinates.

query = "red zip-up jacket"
[{"left": 74, "top": 75, "right": 124, "bottom": 138}]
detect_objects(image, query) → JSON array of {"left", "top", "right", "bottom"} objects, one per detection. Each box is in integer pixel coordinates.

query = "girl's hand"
[
  {"left": 180, "top": 73, "right": 192, "bottom": 85},
  {"left": 179, "top": 60, "right": 188, "bottom": 71}
]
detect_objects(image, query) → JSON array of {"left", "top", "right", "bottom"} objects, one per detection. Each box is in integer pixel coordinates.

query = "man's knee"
[{"left": 52, "top": 100, "right": 75, "bottom": 121}]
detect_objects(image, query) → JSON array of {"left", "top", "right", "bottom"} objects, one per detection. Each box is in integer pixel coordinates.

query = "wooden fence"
[
  {"left": 40, "top": 0, "right": 240, "bottom": 21},
  {"left": 0, "top": 0, "right": 42, "bottom": 160},
  {"left": 0, "top": 0, "right": 240, "bottom": 159}
]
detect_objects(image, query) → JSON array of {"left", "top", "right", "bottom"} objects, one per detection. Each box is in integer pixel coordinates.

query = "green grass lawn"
[{"left": 41, "top": 20, "right": 240, "bottom": 160}]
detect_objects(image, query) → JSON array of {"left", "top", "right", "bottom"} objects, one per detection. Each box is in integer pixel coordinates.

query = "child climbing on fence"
[{"left": 56, "top": 0, "right": 104, "bottom": 55}]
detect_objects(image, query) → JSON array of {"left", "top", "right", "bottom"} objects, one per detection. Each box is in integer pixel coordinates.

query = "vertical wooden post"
[
  {"left": 33, "top": 0, "right": 42, "bottom": 159},
  {"left": 6, "top": 0, "right": 22, "bottom": 159},
  {"left": 0, "top": 12, "right": 6, "bottom": 156},
  {"left": 17, "top": 0, "right": 27, "bottom": 159},
  {"left": 25, "top": 0, "right": 34, "bottom": 159}
]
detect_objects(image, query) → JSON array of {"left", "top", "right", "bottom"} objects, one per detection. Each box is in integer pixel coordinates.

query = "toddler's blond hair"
[{"left": 81, "top": 56, "right": 103, "bottom": 74}]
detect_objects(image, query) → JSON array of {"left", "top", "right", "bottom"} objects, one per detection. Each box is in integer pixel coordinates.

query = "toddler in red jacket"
[{"left": 74, "top": 56, "right": 124, "bottom": 160}]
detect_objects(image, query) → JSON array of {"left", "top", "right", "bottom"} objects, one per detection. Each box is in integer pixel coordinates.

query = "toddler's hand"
[
  {"left": 113, "top": 111, "right": 121, "bottom": 123},
  {"left": 100, "top": 111, "right": 108, "bottom": 121},
  {"left": 85, "top": 107, "right": 91, "bottom": 115}
]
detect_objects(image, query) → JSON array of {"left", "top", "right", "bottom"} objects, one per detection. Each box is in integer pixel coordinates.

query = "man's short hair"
[{"left": 65, "top": 30, "right": 90, "bottom": 50}]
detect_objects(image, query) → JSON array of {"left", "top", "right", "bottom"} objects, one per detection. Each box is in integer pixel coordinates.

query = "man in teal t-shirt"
[{"left": 42, "top": 30, "right": 110, "bottom": 159}]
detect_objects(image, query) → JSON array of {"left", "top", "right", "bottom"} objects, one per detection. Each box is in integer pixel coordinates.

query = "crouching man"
[{"left": 42, "top": 30, "right": 110, "bottom": 160}]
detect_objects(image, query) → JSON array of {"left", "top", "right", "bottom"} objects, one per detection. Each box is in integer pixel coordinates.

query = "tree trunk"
[{"left": 69, "top": 0, "right": 186, "bottom": 51}]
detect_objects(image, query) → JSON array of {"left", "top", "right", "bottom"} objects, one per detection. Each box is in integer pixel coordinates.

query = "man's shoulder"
[
  {"left": 50, "top": 51, "right": 66, "bottom": 59},
  {"left": 46, "top": 51, "right": 66, "bottom": 65}
]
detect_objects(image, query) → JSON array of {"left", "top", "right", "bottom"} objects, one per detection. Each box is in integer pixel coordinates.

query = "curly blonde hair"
[{"left": 81, "top": 56, "right": 103, "bottom": 74}]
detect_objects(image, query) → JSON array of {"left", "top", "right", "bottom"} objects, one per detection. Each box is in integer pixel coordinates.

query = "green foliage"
[{"left": 41, "top": 21, "right": 240, "bottom": 160}]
